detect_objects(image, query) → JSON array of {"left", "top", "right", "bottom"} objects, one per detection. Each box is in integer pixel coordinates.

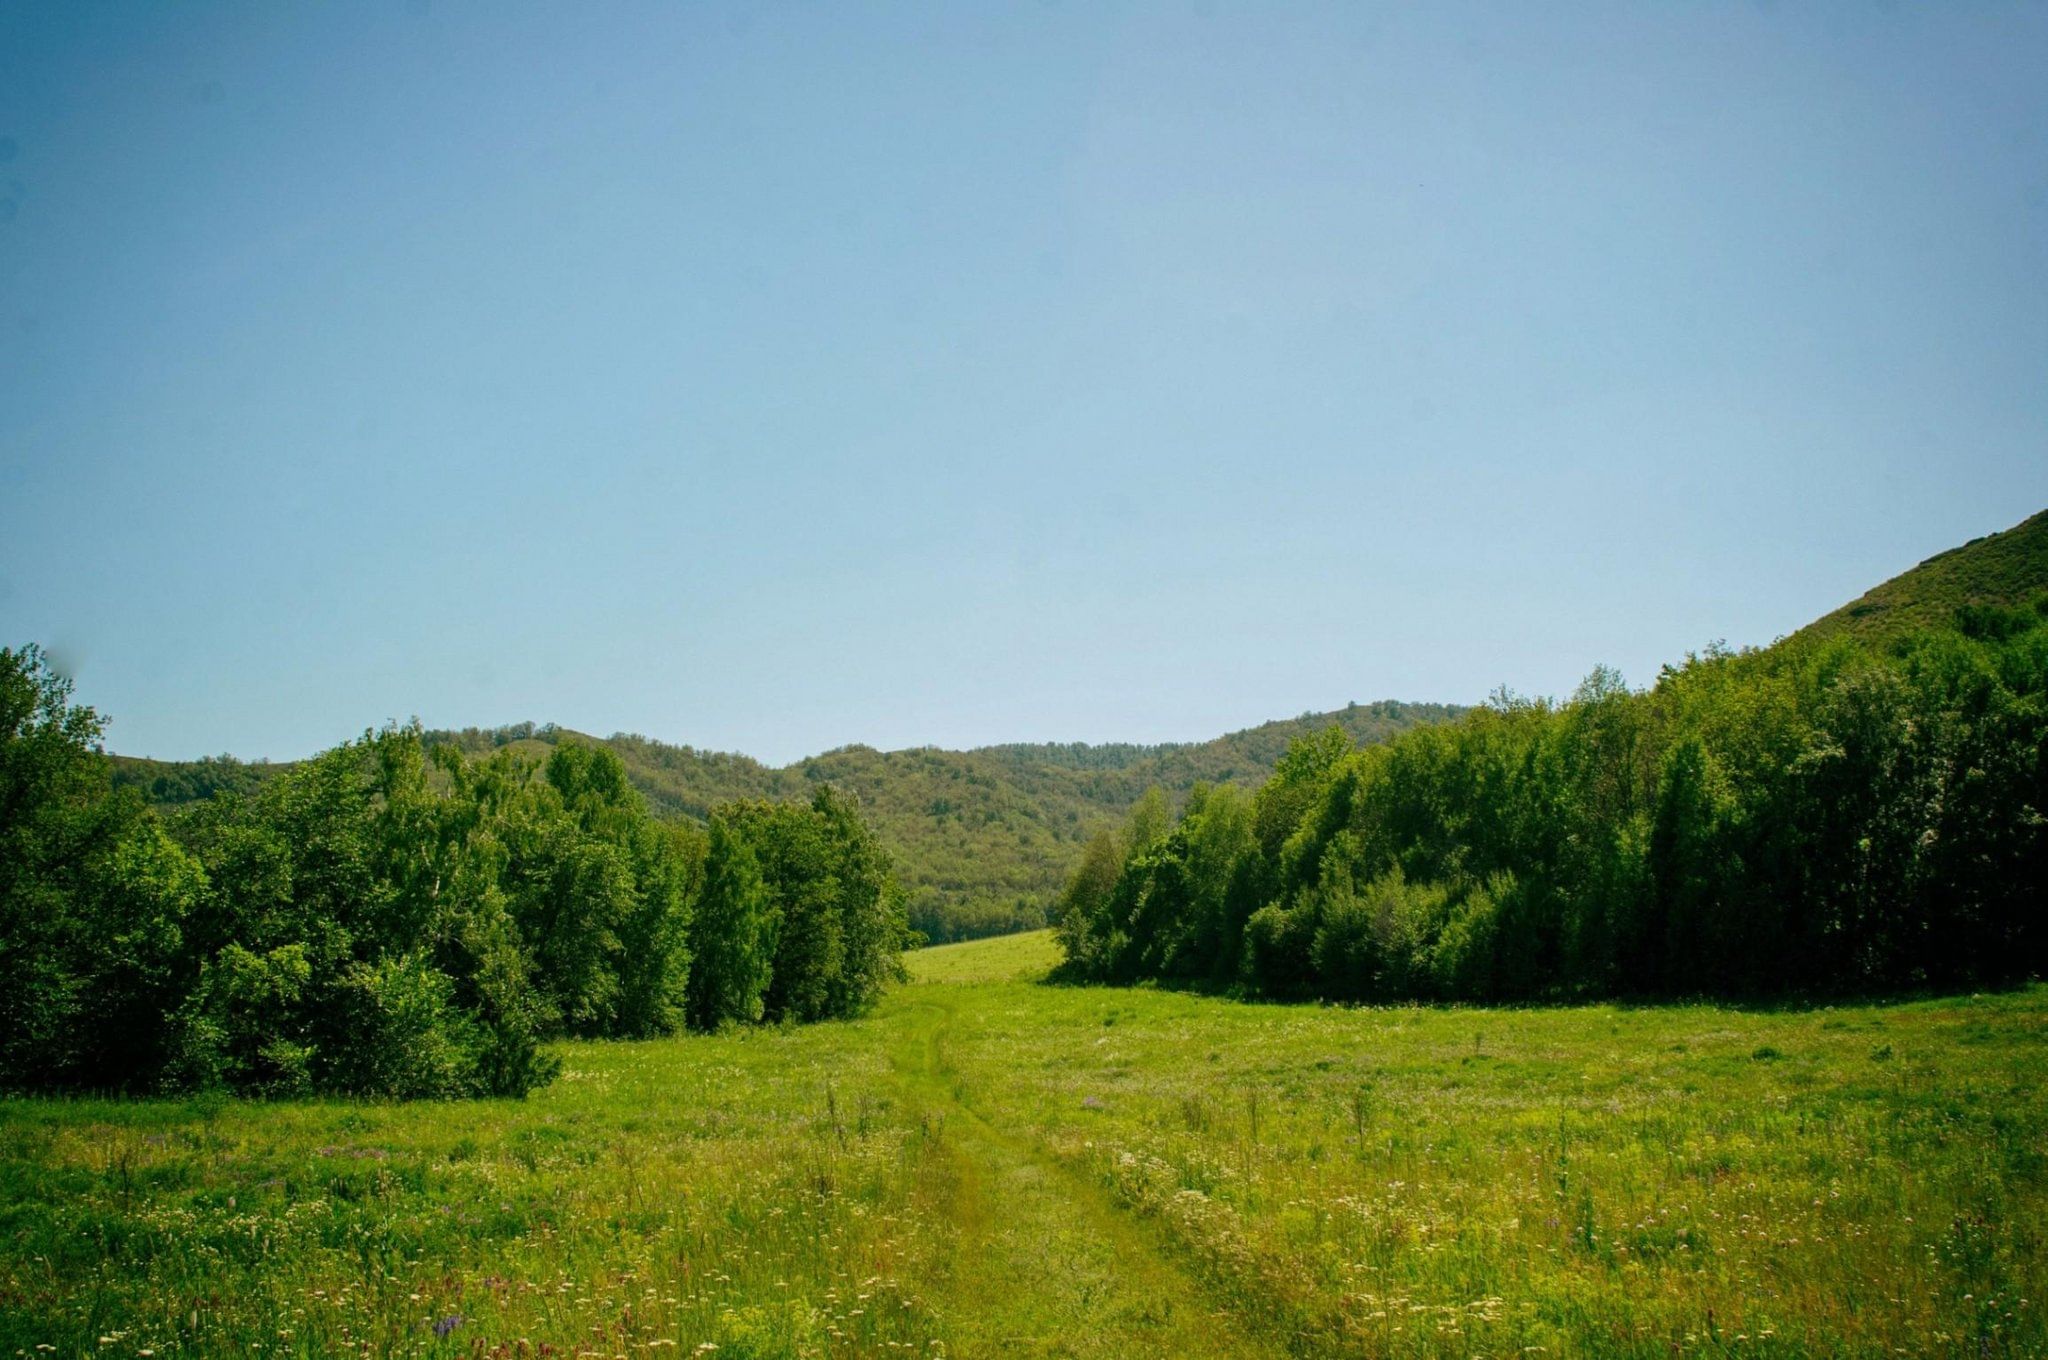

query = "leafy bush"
[
  {"left": 325, "top": 954, "right": 489, "bottom": 1099},
  {"left": 1310, "top": 869, "right": 1449, "bottom": 1002},
  {"left": 1241, "top": 903, "right": 1316, "bottom": 999}
]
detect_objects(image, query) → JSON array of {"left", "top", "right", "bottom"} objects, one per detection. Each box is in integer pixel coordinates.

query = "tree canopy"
[
  {"left": 0, "top": 646, "right": 909, "bottom": 1099},
  {"left": 1056, "top": 597, "right": 2048, "bottom": 1002}
]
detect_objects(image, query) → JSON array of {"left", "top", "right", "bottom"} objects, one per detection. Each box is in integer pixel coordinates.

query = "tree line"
[
  {"left": 0, "top": 644, "right": 910, "bottom": 1099},
  {"left": 1056, "top": 598, "right": 2048, "bottom": 1001}
]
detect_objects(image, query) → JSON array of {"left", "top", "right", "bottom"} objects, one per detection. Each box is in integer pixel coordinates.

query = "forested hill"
[
  {"left": 1792, "top": 507, "right": 2048, "bottom": 646},
  {"left": 1054, "top": 507, "right": 2048, "bottom": 1004},
  {"left": 112, "top": 700, "right": 1461, "bottom": 944}
]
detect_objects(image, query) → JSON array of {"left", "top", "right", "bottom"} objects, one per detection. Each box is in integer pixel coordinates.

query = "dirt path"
[{"left": 884, "top": 995, "right": 1287, "bottom": 1360}]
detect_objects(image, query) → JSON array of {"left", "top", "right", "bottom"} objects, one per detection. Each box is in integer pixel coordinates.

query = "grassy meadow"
[{"left": 3, "top": 930, "right": 2043, "bottom": 1358}]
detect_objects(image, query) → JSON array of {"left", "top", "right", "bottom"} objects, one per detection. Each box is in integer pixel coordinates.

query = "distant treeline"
[
  {"left": 1056, "top": 597, "right": 2048, "bottom": 1001},
  {"left": 0, "top": 645, "right": 910, "bottom": 1099},
  {"left": 113, "top": 702, "right": 1461, "bottom": 948},
  {"left": 907, "top": 893, "right": 1048, "bottom": 945}
]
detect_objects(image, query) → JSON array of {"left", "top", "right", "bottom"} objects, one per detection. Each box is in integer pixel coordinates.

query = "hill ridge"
[
  {"left": 113, "top": 700, "right": 1464, "bottom": 943},
  {"left": 1791, "top": 507, "right": 2048, "bottom": 645}
]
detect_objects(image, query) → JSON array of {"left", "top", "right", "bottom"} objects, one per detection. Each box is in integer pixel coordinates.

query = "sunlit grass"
[
  {"left": 5, "top": 935, "right": 2043, "bottom": 1357},
  {"left": 905, "top": 929, "right": 1059, "bottom": 985},
  {"left": 941, "top": 980, "right": 2048, "bottom": 1357},
  {"left": 0, "top": 1024, "right": 946, "bottom": 1358}
]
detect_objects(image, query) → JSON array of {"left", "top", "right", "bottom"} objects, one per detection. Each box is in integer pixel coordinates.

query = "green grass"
[
  {"left": 5, "top": 933, "right": 2044, "bottom": 1357},
  {"left": 904, "top": 930, "right": 1064, "bottom": 985}
]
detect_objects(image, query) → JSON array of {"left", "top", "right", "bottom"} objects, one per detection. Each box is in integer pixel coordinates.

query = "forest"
[
  {"left": 1055, "top": 590, "right": 2048, "bottom": 1001},
  {"left": 112, "top": 701, "right": 1461, "bottom": 946},
  {"left": 0, "top": 644, "right": 910, "bottom": 1099}
]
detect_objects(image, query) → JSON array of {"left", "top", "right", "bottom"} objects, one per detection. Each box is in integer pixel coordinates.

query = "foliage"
[
  {"left": 718, "top": 787, "right": 913, "bottom": 1024},
  {"left": 489, "top": 741, "right": 700, "bottom": 1040},
  {"left": 0, "top": 645, "right": 201, "bottom": 1091},
  {"left": 123, "top": 703, "right": 1460, "bottom": 946},
  {"left": 578, "top": 708, "right": 1458, "bottom": 944},
  {"left": 908, "top": 889, "right": 1047, "bottom": 944},
  {"left": 686, "top": 815, "right": 774, "bottom": 1028},
  {"left": 109, "top": 751, "right": 276, "bottom": 804},
  {"left": 164, "top": 729, "right": 561, "bottom": 1097},
  {"left": 1059, "top": 600, "right": 2048, "bottom": 1002},
  {"left": 1, "top": 656, "right": 908, "bottom": 1099}
]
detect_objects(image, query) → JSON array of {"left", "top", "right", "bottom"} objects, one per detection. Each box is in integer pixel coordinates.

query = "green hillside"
[
  {"left": 1792, "top": 507, "right": 2048, "bottom": 645},
  {"left": 113, "top": 701, "right": 1460, "bottom": 944}
]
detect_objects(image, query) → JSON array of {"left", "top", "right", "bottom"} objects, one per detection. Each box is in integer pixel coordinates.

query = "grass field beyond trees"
[{"left": 4, "top": 930, "right": 2042, "bottom": 1359}]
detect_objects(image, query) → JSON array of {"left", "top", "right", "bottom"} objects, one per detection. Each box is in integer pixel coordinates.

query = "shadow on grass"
[{"left": 1038, "top": 954, "right": 2044, "bottom": 1016}]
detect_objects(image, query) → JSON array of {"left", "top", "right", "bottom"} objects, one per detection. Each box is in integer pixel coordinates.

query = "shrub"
[{"left": 326, "top": 955, "right": 488, "bottom": 1099}]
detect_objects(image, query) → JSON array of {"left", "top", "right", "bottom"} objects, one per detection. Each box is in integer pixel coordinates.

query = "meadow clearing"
[{"left": 2, "top": 930, "right": 2043, "bottom": 1359}]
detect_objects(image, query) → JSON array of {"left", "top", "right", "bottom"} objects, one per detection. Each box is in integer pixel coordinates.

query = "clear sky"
[{"left": 2, "top": 2, "right": 2044, "bottom": 764}]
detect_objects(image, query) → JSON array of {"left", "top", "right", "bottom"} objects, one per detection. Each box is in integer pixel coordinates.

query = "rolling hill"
[{"left": 113, "top": 700, "right": 1461, "bottom": 943}]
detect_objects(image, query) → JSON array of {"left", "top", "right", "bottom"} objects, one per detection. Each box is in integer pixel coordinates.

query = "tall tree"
[
  {"left": 0, "top": 645, "right": 199, "bottom": 1091},
  {"left": 687, "top": 816, "right": 773, "bottom": 1029}
]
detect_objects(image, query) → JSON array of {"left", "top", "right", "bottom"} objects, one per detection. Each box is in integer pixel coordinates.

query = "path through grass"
[{"left": 881, "top": 991, "right": 1283, "bottom": 1358}]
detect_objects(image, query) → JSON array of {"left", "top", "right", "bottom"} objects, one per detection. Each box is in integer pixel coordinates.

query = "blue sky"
[{"left": 2, "top": 2, "right": 2044, "bottom": 764}]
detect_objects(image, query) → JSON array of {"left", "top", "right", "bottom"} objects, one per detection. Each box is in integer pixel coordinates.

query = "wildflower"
[{"left": 434, "top": 1316, "right": 464, "bottom": 1339}]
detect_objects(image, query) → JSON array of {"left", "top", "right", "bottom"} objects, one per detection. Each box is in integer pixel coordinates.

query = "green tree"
[
  {"left": 0, "top": 645, "right": 203, "bottom": 1091},
  {"left": 171, "top": 727, "right": 559, "bottom": 1097},
  {"left": 1056, "top": 606, "right": 2048, "bottom": 1003},
  {"left": 688, "top": 816, "right": 773, "bottom": 1028},
  {"left": 721, "top": 788, "right": 907, "bottom": 1023},
  {"left": 490, "top": 741, "right": 695, "bottom": 1039},
  {"left": 1053, "top": 828, "right": 1127, "bottom": 977}
]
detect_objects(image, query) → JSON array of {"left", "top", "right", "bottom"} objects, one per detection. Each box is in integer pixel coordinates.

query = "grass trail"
[{"left": 884, "top": 991, "right": 1287, "bottom": 1359}]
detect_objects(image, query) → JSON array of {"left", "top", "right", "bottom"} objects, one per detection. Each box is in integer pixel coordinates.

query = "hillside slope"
[
  {"left": 1792, "top": 507, "right": 2048, "bottom": 646},
  {"left": 113, "top": 701, "right": 1459, "bottom": 943}
]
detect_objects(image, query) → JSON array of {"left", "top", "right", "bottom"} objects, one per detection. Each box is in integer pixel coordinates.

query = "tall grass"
[
  {"left": 0, "top": 1023, "right": 946, "bottom": 1357},
  {"left": 4, "top": 931, "right": 2042, "bottom": 1358}
]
